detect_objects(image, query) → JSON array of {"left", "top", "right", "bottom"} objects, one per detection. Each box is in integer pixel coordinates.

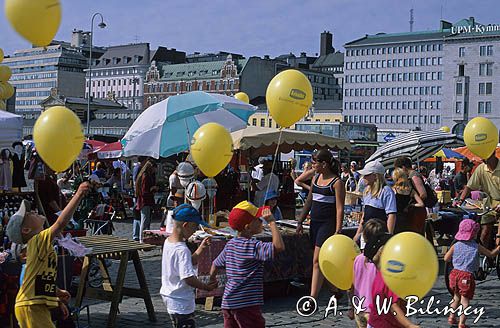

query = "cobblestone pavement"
[{"left": 77, "top": 219, "right": 500, "bottom": 328}]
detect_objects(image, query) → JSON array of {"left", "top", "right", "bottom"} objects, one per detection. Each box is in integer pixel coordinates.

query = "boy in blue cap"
[{"left": 160, "top": 204, "right": 218, "bottom": 328}]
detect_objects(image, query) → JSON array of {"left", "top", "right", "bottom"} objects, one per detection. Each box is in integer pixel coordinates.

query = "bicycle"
[{"left": 443, "top": 204, "right": 500, "bottom": 296}]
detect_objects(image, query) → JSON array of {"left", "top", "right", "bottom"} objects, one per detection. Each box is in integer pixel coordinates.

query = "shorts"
[
  {"left": 222, "top": 305, "right": 265, "bottom": 328},
  {"left": 310, "top": 220, "right": 335, "bottom": 247},
  {"left": 449, "top": 269, "right": 475, "bottom": 299},
  {"left": 169, "top": 312, "right": 196, "bottom": 328},
  {"left": 15, "top": 304, "right": 55, "bottom": 328}
]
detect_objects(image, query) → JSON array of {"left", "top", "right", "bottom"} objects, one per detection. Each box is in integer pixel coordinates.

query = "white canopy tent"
[{"left": 0, "top": 111, "right": 23, "bottom": 150}]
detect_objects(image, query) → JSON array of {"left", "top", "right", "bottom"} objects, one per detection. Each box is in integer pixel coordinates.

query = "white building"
[
  {"left": 343, "top": 24, "right": 448, "bottom": 141},
  {"left": 441, "top": 17, "right": 500, "bottom": 134}
]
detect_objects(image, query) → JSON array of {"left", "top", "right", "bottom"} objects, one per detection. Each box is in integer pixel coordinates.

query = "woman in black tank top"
[{"left": 297, "top": 150, "right": 346, "bottom": 299}]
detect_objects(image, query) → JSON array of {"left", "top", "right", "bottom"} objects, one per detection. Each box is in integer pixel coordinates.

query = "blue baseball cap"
[
  {"left": 172, "top": 204, "right": 209, "bottom": 226},
  {"left": 264, "top": 190, "right": 279, "bottom": 203}
]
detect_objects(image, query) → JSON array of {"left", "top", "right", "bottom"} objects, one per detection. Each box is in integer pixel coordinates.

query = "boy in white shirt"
[{"left": 160, "top": 204, "right": 217, "bottom": 328}]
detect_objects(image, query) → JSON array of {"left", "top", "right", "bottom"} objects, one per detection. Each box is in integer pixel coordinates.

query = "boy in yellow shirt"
[{"left": 6, "top": 182, "right": 90, "bottom": 328}]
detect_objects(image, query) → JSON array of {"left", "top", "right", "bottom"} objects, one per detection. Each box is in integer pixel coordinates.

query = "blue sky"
[{"left": 1, "top": 0, "right": 499, "bottom": 57}]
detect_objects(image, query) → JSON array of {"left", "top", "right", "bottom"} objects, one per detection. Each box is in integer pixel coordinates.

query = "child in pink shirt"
[
  {"left": 350, "top": 219, "right": 387, "bottom": 328},
  {"left": 364, "top": 233, "right": 420, "bottom": 328}
]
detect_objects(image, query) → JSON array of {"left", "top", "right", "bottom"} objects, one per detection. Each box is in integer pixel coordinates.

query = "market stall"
[{"left": 229, "top": 126, "right": 351, "bottom": 216}]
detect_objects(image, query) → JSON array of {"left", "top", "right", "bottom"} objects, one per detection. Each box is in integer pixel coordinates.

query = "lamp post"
[
  {"left": 132, "top": 76, "right": 140, "bottom": 119},
  {"left": 86, "top": 13, "right": 106, "bottom": 136}
]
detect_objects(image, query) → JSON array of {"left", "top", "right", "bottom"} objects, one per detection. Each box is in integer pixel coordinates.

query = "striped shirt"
[
  {"left": 213, "top": 237, "right": 274, "bottom": 309},
  {"left": 310, "top": 175, "right": 338, "bottom": 222}
]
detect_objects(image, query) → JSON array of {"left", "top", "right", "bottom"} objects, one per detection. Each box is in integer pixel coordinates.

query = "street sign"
[{"left": 384, "top": 133, "right": 396, "bottom": 142}]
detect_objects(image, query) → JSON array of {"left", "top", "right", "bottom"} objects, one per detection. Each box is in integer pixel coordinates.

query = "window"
[
  {"left": 459, "top": 47, "right": 465, "bottom": 57},
  {"left": 260, "top": 118, "right": 265, "bottom": 126},
  {"left": 480, "top": 46, "right": 486, "bottom": 56},
  {"left": 487, "top": 45, "right": 493, "bottom": 56},
  {"left": 456, "top": 101, "right": 462, "bottom": 113},
  {"left": 458, "top": 65, "right": 465, "bottom": 77},
  {"left": 479, "top": 63, "right": 493, "bottom": 76},
  {"left": 456, "top": 83, "right": 463, "bottom": 95},
  {"left": 479, "top": 82, "right": 492, "bottom": 95}
]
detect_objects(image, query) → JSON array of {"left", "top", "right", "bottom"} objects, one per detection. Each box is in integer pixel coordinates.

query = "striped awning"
[{"left": 366, "top": 130, "right": 464, "bottom": 168}]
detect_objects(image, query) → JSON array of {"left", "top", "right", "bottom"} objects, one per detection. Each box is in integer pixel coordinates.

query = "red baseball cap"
[{"left": 229, "top": 201, "right": 265, "bottom": 232}]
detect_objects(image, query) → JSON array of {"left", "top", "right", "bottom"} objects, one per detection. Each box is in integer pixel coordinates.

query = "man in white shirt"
[{"left": 254, "top": 161, "right": 279, "bottom": 206}]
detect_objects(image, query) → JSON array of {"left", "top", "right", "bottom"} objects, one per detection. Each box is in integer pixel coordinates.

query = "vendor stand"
[{"left": 230, "top": 126, "right": 351, "bottom": 217}]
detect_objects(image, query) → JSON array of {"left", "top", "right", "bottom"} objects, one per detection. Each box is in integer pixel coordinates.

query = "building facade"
[
  {"left": 441, "top": 18, "right": 500, "bottom": 134},
  {"left": 3, "top": 42, "right": 88, "bottom": 114},
  {"left": 343, "top": 25, "right": 449, "bottom": 140},
  {"left": 143, "top": 54, "right": 282, "bottom": 108},
  {"left": 37, "top": 89, "right": 129, "bottom": 137},
  {"left": 250, "top": 31, "right": 345, "bottom": 129},
  {"left": 86, "top": 43, "right": 185, "bottom": 112}
]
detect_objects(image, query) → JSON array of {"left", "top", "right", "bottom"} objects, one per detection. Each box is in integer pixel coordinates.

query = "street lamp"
[
  {"left": 86, "top": 13, "right": 106, "bottom": 136},
  {"left": 132, "top": 76, "right": 140, "bottom": 119}
]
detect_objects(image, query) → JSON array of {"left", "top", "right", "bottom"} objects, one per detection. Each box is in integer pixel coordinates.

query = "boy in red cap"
[{"left": 209, "top": 201, "right": 285, "bottom": 328}]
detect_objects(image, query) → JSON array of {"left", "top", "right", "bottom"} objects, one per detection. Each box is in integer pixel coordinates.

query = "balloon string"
[{"left": 264, "top": 129, "right": 283, "bottom": 204}]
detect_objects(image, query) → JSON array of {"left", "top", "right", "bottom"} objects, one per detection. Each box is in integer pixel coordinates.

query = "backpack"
[{"left": 411, "top": 176, "right": 438, "bottom": 208}]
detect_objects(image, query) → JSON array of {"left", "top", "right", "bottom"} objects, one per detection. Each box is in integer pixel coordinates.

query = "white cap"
[
  {"left": 357, "top": 161, "right": 385, "bottom": 176},
  {"left": 350, "top": 161, "right": 357, "bottom": 167}
]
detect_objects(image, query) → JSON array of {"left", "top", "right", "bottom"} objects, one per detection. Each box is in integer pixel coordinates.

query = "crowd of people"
[{"left": 2, "top": 145, "right": 499, "bottom": 328}]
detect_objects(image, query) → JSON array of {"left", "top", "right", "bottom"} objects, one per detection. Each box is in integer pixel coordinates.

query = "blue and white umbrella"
[
  {"left": 122, "top": 91, "right": 256, "bottom": 158},
  {"left": 366, "top": 130, "right": 464, "bottom": 168}
]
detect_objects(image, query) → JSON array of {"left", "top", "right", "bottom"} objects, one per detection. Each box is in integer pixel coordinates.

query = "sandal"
[
  {"left": 458, "top": 324, "right": 469, "bottom": 328},
  {"left": 448, "top": 315, "right": 457, "bottom": 325}
]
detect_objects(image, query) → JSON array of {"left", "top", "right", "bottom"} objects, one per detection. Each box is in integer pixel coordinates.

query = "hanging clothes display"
[
  {"left": 0, "top": 149, "right": 12, "bottom": 191},
  {"left": 11, "top": 142, "right": 27, "bottom": 188}
]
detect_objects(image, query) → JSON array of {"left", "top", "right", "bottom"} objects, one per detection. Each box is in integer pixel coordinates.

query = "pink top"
[
  {"left": 368, "top": 271, "right": 402, "bottom": 328},
  {"left": 353, "top": 254, "right": 377, "bottom": 313}
]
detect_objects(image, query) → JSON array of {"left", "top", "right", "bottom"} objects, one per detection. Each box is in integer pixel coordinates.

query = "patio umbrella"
[
  {"left": 366, "top": 130, "right": 464, "bottom": 168},
  {"left": 92, "top": 141, "right": 122, "bottom": 159},
  {"left": 424, "top": 148, "right": 465, "bottom": 162},
  {"left": 453, "top": 145, "right": 500, "bottom": 162},
  {"left": 122, "top": 91, "right": 256, "bottom": 158},
  {"left": 231, "top": 126, "right": 351, "bottom": 158}
]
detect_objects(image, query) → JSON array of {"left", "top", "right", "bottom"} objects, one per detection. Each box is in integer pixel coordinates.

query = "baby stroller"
[{"left": 84, "top": 204, "right": 115, "bottom": 236}]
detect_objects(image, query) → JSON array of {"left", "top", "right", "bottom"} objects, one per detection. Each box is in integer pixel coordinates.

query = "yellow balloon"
[
  {"left": 0, "top": 82, "right": 15, "bottom": 99},
  {"left": 266, "top": 69, "right": 313, "bottom": 128},
  {"left": 319, "top": 234, "right": 360, "bottom": 290},
  {"left": 190, "top": 123, "right": 233, "bottom": 177},
  {"left": 33, "top": 106, "right": 84, "bottom": 172},
  {"left": 0, "top": 66, "right": 12, "bottom": 82},
  {"left": 0, "top": 48, "right": 4, "bottom": 63},
  {"left": 380, "top": 232, "right": 438, "bottom": 299},
  {"left": 0, "top": 100, "right": 6, "bottom": 110},
  {"left": 5, "top": 0, "right": 62, "bottom": 47},
  {"left": 464, "top": 117, "right": 498, "bottom": 160},
  {"left": 234, "top": 92, "right": 249, "bottom": 104},
  {"left": 439, "top": 126, "right": 450, "bottom": 133}
]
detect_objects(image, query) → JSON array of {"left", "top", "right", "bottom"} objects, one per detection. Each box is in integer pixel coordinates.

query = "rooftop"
[
  {"left": 159, "top": 58, "right": 248, "bottom": 81},
  {"left": 311, "top": 51, "right": 344, "bottom": 68},
  {"left": 94, "top": 43, "right": 150, "bottom": 68}
]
